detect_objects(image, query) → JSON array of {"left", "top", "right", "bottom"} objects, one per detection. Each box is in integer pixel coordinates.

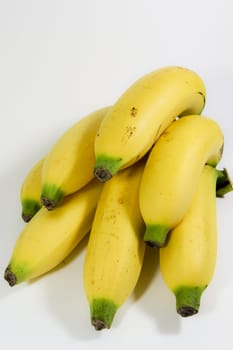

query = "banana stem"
[
  {"left": 175, "top": 285, "right": 206, "bottom": 317},
  {"left": 21, "top": 199, "right": 42, "bottom": 222},
  {"left": 216, "top": 168, "right": 233, "bottom": 197},
  {"left": 94, "top": 155, "right": 124, "bottom": 182},
  {"left": 40, "top": 184, "right": 65, "bottom": 210},
  {"left": 144, "top": 224, "right": 170, "bottom": 247},
  {"left": 90, "top": 298, "right": 118, "bottom": 330}
]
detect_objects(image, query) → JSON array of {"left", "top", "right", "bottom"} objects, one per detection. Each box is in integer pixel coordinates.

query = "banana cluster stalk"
[
  {"left": 83, "top": 159, "right": 146, "bottom": 330},
  {"left": 160, "top": 165, "right": 219, "bottom": 317},
  {"left": 20, "top": 158, "right": 44, "bottom": 222},
  {"left": 3, "top": 65, "right": 233, "bottom": 331},
  {"left": 94, "top": 66, "right": 206, "bottom": 182}
]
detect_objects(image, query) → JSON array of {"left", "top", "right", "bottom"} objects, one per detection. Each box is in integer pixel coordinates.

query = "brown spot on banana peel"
[
  {"left": 130, "top": 107, "right": 138, "bottom": 117},
  {"left": 126, "top": 126, "right": 136, "bottom": 139}
]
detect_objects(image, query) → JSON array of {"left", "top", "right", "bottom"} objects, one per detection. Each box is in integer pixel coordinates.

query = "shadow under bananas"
[
  {"left": 132, "top": 244, "right": 182, "bottom": 334},
  {"left": 38, "top": 234, "right": 102, "bottom": 341}
]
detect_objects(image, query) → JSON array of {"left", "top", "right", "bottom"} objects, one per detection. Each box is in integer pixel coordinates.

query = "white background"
[{"left": 0, "top": 0, "right": 233, "bottom": 349}]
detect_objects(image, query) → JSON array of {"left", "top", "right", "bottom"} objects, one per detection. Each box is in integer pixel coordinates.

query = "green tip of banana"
[
  {"left": 93, "top": 155, "right": 124, "bottom": 182},
  {"left": 144, "top": 224, "right": 170, "bottom": 247},
  {"left": 21, "top": 213, "right": 34, "bottom": 223},
  {"left": 174, "top": 285, "right": 206, "bottom": 318},
  {"left": 90, "top": 298, "right": 118, "bottom": 331},
  {"left": 21, "top": 199, "right": 42, "bottom": 222},
  {"left": 40, "top": 184, "right": 65, "bottom": 210},
  {"left": 4, "top": 267, "right": 17, "bottom": 287}
]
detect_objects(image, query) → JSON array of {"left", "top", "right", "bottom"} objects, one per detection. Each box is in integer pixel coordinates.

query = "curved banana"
[
  {"left": 94, "top": 66, "right": 206, "bottom": 182},
  {"left": 20, "top": 158, "right": 44, "bottom": 222},
  {"left": 159, "top": 165, "right": 219, "bottom": 317},
  {"left": 139, "top": 115, "right": 223, "bottom": 247},
  {"left": 83, "top": 159, "right": 146, "bottom": 330},
  {"left": 41, "top": 106, "right": 110, "bottom": 210},
  {"left": 4, "top": 179, "right": 103, "bottom": 286}
]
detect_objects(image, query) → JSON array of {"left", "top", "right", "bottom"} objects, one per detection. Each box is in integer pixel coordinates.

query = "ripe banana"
[
  {"left": 94, "top": 66, "right": 206, "bottom": 182},
  {"left": 139, "top": 115, "right": 224, "bottom": 247},
  {"left": 83, "top": 159, "right": 146, "bottom": 330},
  {"left": 20, "top": 158, "right": 44, "bottom": 222},
  {"left": 159, "top": 165, "right": 219, "bottom": 317},
  {"left": 4, "top": 179, "right": 103, "bottom": 286},
  {"left": 41, "top": 106, "right": 110, "bottom": 210}
]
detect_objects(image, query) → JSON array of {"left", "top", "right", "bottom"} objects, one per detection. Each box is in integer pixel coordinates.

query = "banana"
[
  {"left": 94, "top": 66, "right": 206, "bottom": 182},
  {"left": 139, "top": 115, "right": 224, "bottom": 247},
  {"left": 4, "top": 179, "right": 103, "bottom": 286},
  {"left": 159, "top": 165, "right": 219, "bottom": 317},
  {"left": 83, "top": 159, "right": 146, "bottom": 330},
  {"left": 41, "top": 106, "right": 110, "bottom": 210},
  {"left": 20, "top": 158, "right": 44, "bottom": 222}
]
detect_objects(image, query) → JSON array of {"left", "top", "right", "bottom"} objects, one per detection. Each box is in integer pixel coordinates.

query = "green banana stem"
[
  {"left": 90, "top": 298, "right": 118, "bottom": 330},
  {"left": 94, "top": 155, "right": 124, "bottom": 182},
  {"left": 175, "top": 285, "right": 206, "bottom": 317},
  {"left": 216, "top": 168, "right": 233, "bottom": 197}
]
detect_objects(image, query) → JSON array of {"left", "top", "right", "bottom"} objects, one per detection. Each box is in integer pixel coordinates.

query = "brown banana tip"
[
  {"left": 94, "top": 167, "right": 112, "bottom": 182},
  {"left": 92, "top": 319, "right": 109, "bottom": 331},
  {"left": 145, "top": 240, "right": 164, "bottom": 248},
  {"left": 177, "top": 306, "right": 198, "bottom": 318},
  {"left": 22, "top": 213, "right": 33, "bottom": 223},
  {"left": 40, "top": 196, "right": 56, "bottom": 210},
  {"left": 4, "top": 267, "right": 17, "bottom": 287}
]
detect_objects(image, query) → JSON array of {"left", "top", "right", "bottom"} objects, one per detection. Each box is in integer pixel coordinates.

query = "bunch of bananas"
[{"left": 4, "top": 66, "right": 232, "bottom": 330}]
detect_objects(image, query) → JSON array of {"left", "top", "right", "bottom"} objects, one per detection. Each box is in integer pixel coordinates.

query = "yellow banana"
[
  {"left": 94, "top": 66, "right": 206, "bottom": 182},
  {"left": 4, "top": 179, "right": 103, "bottom": 286},
  {"left": 41, "top": 106, "right": 110, "bottom": 210},
  {"left": 20, "top": 158, "right": 44, "bottom": 222},
  {"left": 83, "top": 159, "right": 146, "bottom": 330},
  {"left": 159, "top": 165, "right": 219, "bottom": 317},
  {"left": 139, "top": 115, "right": 224, "bottom": 247}
]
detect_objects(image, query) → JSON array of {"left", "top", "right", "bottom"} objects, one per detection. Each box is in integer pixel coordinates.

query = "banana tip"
[
  {"left": 94, "top": 167, "right": 112, "bottom": 182},
  {"left": 40, "top": 196, "right": 56, "bottom": 210},
  {"left": 177, "top": 306, "right": 198, "bottom": 317},
  {"left": 92, "top": 319, "right": 110, "bottom": 331},
  {"left": 4, "top": 267, "right": 17, "bottom": 287},
  {"left": 145, "top": 240, "right": 164, "bottom": 248},
  {"left": 21, "top": 213, "right": 33, "bottom": 222}
]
